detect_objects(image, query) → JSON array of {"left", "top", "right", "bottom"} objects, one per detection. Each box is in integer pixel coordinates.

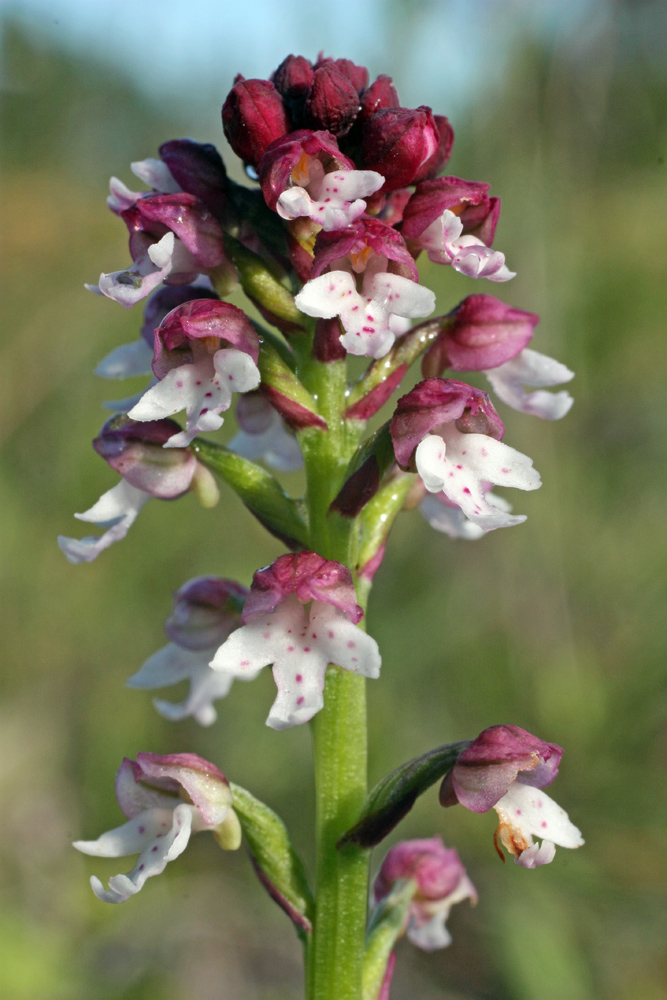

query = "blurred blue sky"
[{"left": 3, "top": 0, "right": 603, "bottom": 115}]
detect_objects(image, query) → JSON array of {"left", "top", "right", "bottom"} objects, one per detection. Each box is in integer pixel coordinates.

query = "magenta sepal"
[
  {"left": 259, "top": 129, "right": 355, "bottom": 211},
  {"left": 222, "top": 77, "right": 289, "bottom": 169},
  {"left": 303, "top": 61, "right": 360, "bottom": 136},
  {"left": 421, "top": 294, "right": 539, "bottom": 376},
  {"left": 140, "top": 285, "right": 219, "bottom": 347},
  {"left": 165, "top": 576, "right": 248, "bottom": 651},
  {"left": 115, "top": 752, "right": 230, "bottom": 827},
  {"left": 311, "top": 217, "right": 418, "bottom": 281},
  {"left": 359, "top": 106, "right": 441, "bottom": 192},
  {"left": 93, "top": 415, "right": 197, "bottom": 498},
  {"left": 158, "top": 139, "right": 229, "bottom": 217},
  {"left": 152, "top": 298, "right": 260, "bottom": 378},
  {"left": 390, "top": 378, "right": 505, "bottom": 468},
  {"left": 402, "top": 176, "right": 495, "bottom": 241},
  {"left": 439, "top": 725, "right": 563, "bottom": 814},
  {"left": 242, "top": 552, "right": 363, "bottom": 624}
]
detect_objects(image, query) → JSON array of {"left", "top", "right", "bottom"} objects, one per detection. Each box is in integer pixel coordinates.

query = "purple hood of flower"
[{"left": 242, "top": 552, "right": 363, "bottom": 624}]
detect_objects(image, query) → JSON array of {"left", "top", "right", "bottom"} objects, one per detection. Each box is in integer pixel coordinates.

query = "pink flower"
[
  {"left": 210, "top": 553, "right": 381, "bottom": 729},
  {"left": 440, "top": 726, "right": 584, "bottom": 867},
  {"left": 412, "top": 208, "right": 515, "bottom": 282},
  {"left": 74, "top": 753, "right": 241, "bottom": 903},
  {"left": 374, "top": 838, "right": 477, "bottom": 950}
]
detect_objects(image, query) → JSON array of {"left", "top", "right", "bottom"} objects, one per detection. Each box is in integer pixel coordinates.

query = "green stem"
[{"left": 300, "top": 354, "right": 371, "bottom": 1000}]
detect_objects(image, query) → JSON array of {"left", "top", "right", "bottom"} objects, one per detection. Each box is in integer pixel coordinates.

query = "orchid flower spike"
[
  {"left": 128, "top": 577, "right": 248, "bottom": 725},
  {"left": 373, "top": 837, "right": 477, "bottom": 950},
  {"left": 210, "top": 552, "right": 381, "bottom": 729},
  {"left": 74, "top": 753, "right": 241, "bottom": 903},
  {"left": 391, "top": 378, "right": 541, "bottom": 532},
  {"left": 440, "top": 725, "right": 584, "bottom": 867}
]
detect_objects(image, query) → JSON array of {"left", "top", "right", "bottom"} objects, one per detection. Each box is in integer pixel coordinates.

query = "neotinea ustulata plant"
[{"left": 61, "top": 52, "right": 583, "bottom": 1000}]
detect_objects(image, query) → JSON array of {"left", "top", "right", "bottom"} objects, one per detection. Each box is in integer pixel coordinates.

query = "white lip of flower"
[
  {"left": 295, "top": 269, "right": 436, "bottom": 360},
  {"left": 415, "top": 425, "right": 541, "bottom": 531},
  {"left": 418, "top": 209, "right": 515, "bottom": 283},
  {"left": 73, "top": 782, "right": 239, "bottom": 904},
  {"left": 493, "top": 779, "right": 584, "bottom": 869},
  {"left": 209, "top": 594, "right": 381, "bottom": 730},
  {"left": 127, "top": 344, "right": 261, "bottom": 448},
  {"left": 419, "top": 489, "right": 517, "bottom": 540},
  {"left": 407, "top": 872, "right": 478, "bottom": 951},
  {"left": 127, "top": 643, "right": 239, "bottom": 727},
  {"left": 88, "top": 233, "right": 200, "bottom": 309},
  {"left": 58, "top": 480, "right": 151, "bottom": 564},
  {"left": 484, "top": 348, "right": 575, "bottom": 420},
  {"left": 277, "top": 162, "right": 384, "bottom": 231},
  {"left": 228, "top": 408, "right": 303, "bottom": 473}
]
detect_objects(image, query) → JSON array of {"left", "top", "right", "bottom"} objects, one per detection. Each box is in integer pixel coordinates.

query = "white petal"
[
  {"left": 108, "top": 176, "right": 142, "bottom": 212},
  {"left": 496, "top": 780, "right": 584, "bottom": 851},
  {"left": 295, "top": 271, "right": 359, "bottom": 320},
  {"left": 128, "top": 643, "right": 233, "bottom": 727},
  {"left": 130, "top": 158, "right": 182, "bottom": 193},
  {"left": 313, "top": 169, "right": 384, "bottom": 203},
  {"left": 95, "top": 339, "right": 154, "bottom": 379},
  {"left": 515, "top": 840, "right": 557, "bottom": 868},
  {"left": 58, "top": 481, "right": 151, "bottom": 564},
  {"left": 277, "top": 187, "right": 316, "bottom": 221},
  {"left": 485, "top": 348, "right": 575, "bottom": 420},
  {"left": 308, "top": 602, "right": 381, "bottom": 680},
  {"left": 407, "top": 913, "right": 452, "bottom": 951},
  {"left": 76, "top": 804, "right": 194, "bottom": 904},
  {"left": 363, "top": 272, "right": 436, "bottom": 320},
  {"left": 419, "top": 494, "right": 487, "bottom": 540}
]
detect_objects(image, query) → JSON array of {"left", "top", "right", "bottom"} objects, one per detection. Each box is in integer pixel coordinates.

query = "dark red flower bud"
[
  {"left": 272, "top": 54, "right": 314, "bottom": 122},
  {"left": 303, "top": 63, "right": 360, "bottom": 137},
  {"left": 222, "top": 78, "right": 289, "bottom": 169},
  {"left": 413, "top": 115, "right": 454, "bottom": 182},
  {"left": 329, "top": 57, "right": 369, "bottom": 94},
  {"left": 359, "top": 106, "right": 440, "bottom": 191},
  {"left": 158, "top": 139, "right": 228, "bottom": 217},
  {"left": 421, "top": 295, "right": 538, "bottom": 376},
  {"left": 359, "top": 74, "right": 400, "bottom": 122}
]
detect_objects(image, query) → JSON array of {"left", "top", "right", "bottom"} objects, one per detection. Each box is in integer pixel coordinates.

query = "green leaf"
[
  {"left": 338, "top": 741, "right": 471, "bottom": 849},
  {"left": 225, "top": 234, "right": 304, "bottom": 327},
  {"left": 192, "top": 439, "right": 308, "bottom": 549},
  {"left": 230, "top": 783, "right": 315, "bottom": 938}
]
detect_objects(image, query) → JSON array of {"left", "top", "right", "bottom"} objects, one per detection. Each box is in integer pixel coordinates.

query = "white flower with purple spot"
[
  {"left": 295, "top": 269, "right": 435, "bottom": 360},
  {"left": 74, "top": 753, "right": 241, "bottom": 903},
  {"left": 415, "top": 426, "right": 540, "bottom": 531},
  {"left": 210, "top": 553, "right": 381, "bottom": 730},
  {"left": 277, "top": 162, "right": 384, "bottom": 231}
]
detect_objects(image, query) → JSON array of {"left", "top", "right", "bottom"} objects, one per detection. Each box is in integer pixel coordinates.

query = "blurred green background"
[{"left": 1, "top": 1, "right": 665, "bottom": 998}]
